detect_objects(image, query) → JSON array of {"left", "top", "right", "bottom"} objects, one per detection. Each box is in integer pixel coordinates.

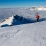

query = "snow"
[
  {"left": 0, "top": 16, "right": 14, "bottom": 26},
  {"left": 0, "top": 21, "right": 46, "bottom": 46},
  {"left": 0, "top": 7, "right": 46, "bottom": 46}
]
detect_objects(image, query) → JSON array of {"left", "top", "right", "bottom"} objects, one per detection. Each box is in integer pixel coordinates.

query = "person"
[{"left": 36, "top": 13, "right": 40, "bottom": 22}]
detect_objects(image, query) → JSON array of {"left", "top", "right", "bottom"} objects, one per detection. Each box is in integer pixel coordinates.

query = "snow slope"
[
  {"left": 0, "top": 7, "right": 46, "bottom": 46},
  {"left": 0, "top": 21, "right": 46, "bottom": 46}
]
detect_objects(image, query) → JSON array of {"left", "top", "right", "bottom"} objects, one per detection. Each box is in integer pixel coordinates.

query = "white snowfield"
[
  {"left": 0, "top": 21, "right": 46, "bottom": 46},
  {"left": 0, "top": 7, "right": 46, "bottom": 46}
]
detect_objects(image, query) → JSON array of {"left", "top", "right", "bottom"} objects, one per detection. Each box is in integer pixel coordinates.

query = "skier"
[{"left": 36, "top": 13, "right": 40, "bottom": 22}]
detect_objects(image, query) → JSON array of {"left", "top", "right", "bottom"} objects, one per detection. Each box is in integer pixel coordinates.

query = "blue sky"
[{"left": 0, "top": 0, "right": 46, "bottom": 8}]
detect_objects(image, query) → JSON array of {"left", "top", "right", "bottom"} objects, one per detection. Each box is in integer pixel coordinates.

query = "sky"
[{"left": 0, "top": 0, "right": 46, "bottom": 8}]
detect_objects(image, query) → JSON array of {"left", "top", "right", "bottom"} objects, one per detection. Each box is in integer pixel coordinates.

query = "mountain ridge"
[{"left": 22, "top": 6, "right": 46, "bottom": 10}]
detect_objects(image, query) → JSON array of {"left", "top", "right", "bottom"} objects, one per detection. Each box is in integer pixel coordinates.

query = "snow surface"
[
  {"left": 0, "top": 21, "right": 46, "bottom": 46},
  {"left": 0, "top": 7, "right": 46, "bottom": 46},
  {"left": 0, "top": 16, "right": 14, "bottom": 26}
]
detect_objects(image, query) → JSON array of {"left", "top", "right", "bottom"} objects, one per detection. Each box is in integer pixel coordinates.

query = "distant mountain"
[{"left": 22, "top": 6, "right": 46, "bottom": 11}]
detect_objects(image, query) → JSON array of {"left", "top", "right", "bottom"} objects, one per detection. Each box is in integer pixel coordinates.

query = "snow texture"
[
  {"left": 0, "top": 21, "right": 46, "bottom": 46},
  {"left": 0, "top": 7, "right": 46, "bottom": 46}
]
